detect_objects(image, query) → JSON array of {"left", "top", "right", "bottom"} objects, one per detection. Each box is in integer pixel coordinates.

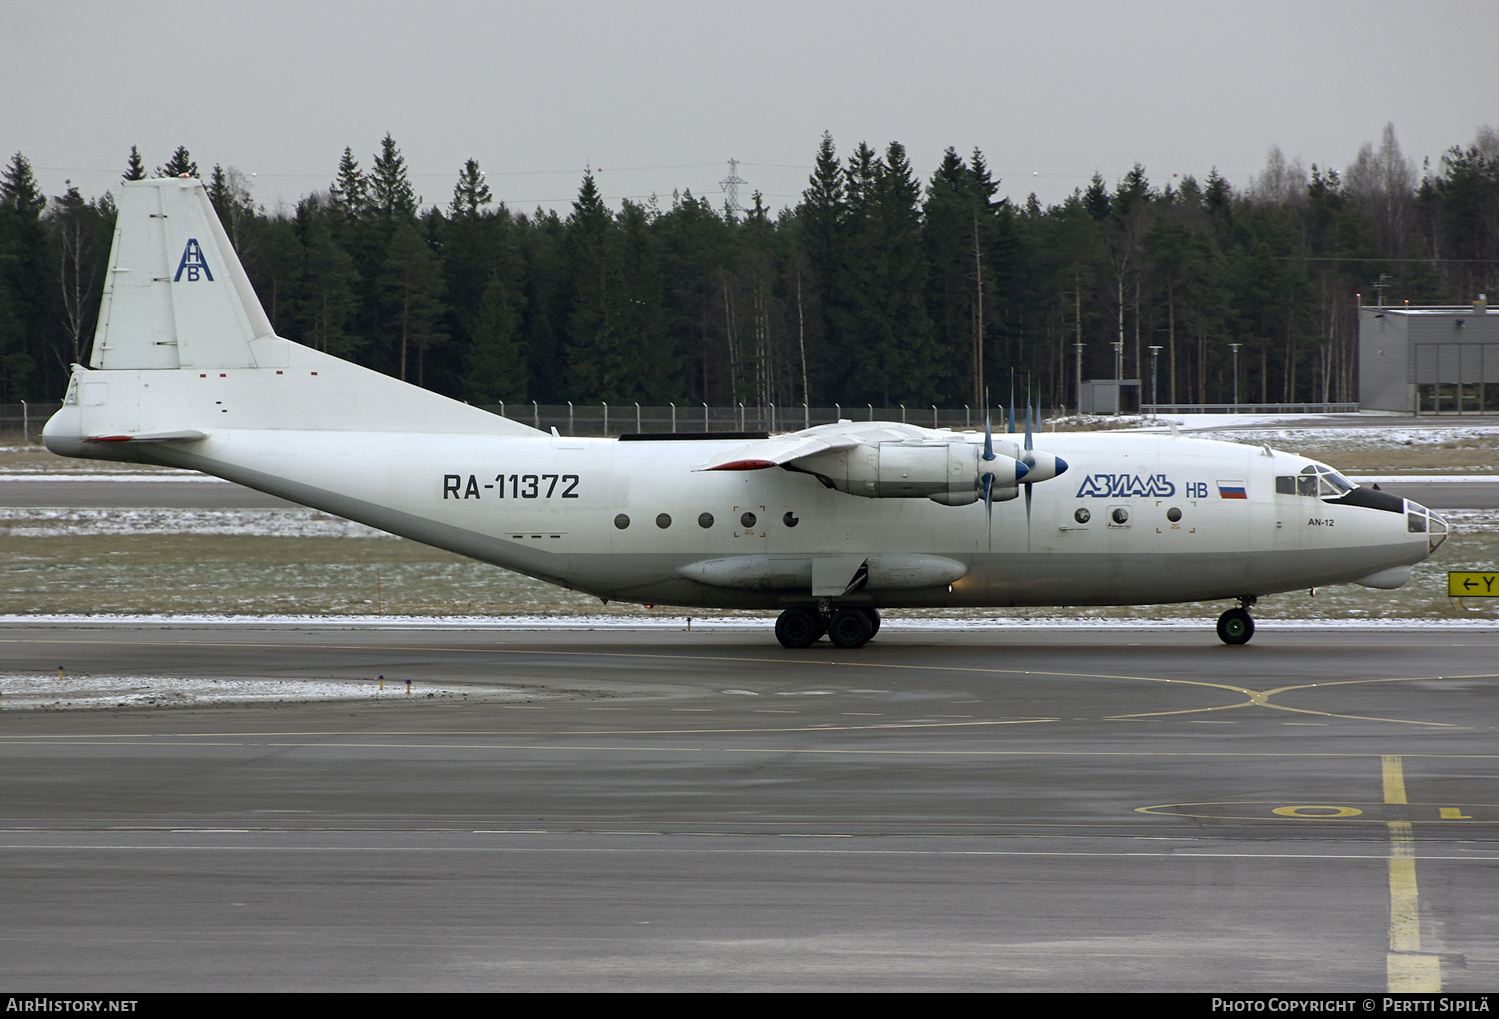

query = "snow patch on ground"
[
  {"left": 0, "top": 473, "right": 224, "bottom": 482},
  {"left": 0, "top": 506, "right": 392, "bottom": 538},
  {"left": 0, "top": 670, "right": 531, "bottom": 711}
]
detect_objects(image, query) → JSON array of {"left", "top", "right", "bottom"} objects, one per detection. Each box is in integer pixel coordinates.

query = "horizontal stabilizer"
[{"left": 84, "top": 429, "right": 208, "bottom": 443}]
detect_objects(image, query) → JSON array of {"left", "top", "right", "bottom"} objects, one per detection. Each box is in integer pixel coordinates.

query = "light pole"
[
  {"left": 1110, "top": 341, "right": 1124, "bottom": 415},
  {"left": 1228, "top": 343, "right": 1242, "bottom": 408},
  {"left": 1074, "top": 342, "right": 1084, "bottom": 417},
  {"left": 1148, "top": 345, "right": 1162, "bottom": 420}
]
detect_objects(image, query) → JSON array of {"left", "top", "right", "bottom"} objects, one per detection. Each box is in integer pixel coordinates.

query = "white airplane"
[{"left": 44, "top": 178, "right": 1449, "bottom": 647}]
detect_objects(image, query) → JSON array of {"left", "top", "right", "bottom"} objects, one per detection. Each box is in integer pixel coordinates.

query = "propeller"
[
  {"left": 1017, "top": 383, "right": 1068, "bottom": 553},
  {"left": 980, "top": 390, "right": 1027, "bottom": 549},
  {"left": 1023, "top": 391, "right": 1037, "bottom": 552},
  {"left": 982, "top": 397, "right": 996, "bottom": 548}
]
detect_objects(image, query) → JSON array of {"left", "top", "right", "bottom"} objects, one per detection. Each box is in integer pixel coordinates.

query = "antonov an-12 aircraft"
[{"left": 44, "top": 179, "right": 1449, "bottom": 647}]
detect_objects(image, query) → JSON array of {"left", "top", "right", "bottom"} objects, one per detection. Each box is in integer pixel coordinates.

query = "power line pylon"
[{"left": 719, "top": 158, "right": 746, "bottom": 219}]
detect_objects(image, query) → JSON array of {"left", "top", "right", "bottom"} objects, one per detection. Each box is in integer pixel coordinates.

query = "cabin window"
[
  {"left": 656, "top": 513, "right": 672, "bottom": 529},
  {"left": 740, "top": 511, "right": 757, "bottom": 529},
  {"left": 614, "top": 514, "right": 630, "bottom": 529},
  {"left": 698, "top": 512, "right": 714, "bottom": 528},
  {"left": 1074, "top": 508, "right": 1090, "bottom": 524},
  {"left": 1166, "top": 507, "right": 1182, "bottom": 522}
]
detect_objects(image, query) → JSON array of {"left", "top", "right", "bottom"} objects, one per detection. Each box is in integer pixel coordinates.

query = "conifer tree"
[
  {"left": 329, "top": 147, "right": 369, "bottom": 218},
  {"left": 0, "top": 153, "right": 50, "bottom": 399},
  {"left": 123, "top": 146, "right": 147, "bottom": 182},
  {"left": 158, "top": 146, "right": 198, "bottom": 178},
  {"left": 923, "top": 147, "right": 979, "bottom": 396},
  {"left": 382, "top": 220, "right": 447, "bottom": 383},
  {"left": 299, "top": 217, "right": 359, "bottom": 356},
  {"left": 370, "top": 134, "right": 417, "bottom": 222},
  {"left": 463, "top": 275, "right": 525, "bottom": 403},
  {"left": 50, "top": 182, "right": 112, "bottom": 365},
  {"left": 1, "top": 154, "right": 46, "bottom": 218},
  {"left": 565, "top": 172, "right": 618, "bottom": 396},
  {"left": 795, "top": 132, "right": 846, "bottom": 402},
  {"left": 449, "top": 158, "right": 492, "bottom": 217}
]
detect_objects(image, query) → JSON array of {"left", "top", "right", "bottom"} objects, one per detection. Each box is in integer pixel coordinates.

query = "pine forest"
[{"left": 2, "top": 126, "right": 1498, "bottom": 413}]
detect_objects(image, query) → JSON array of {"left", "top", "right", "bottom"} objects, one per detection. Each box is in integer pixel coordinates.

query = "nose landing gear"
[{"left": 1216, "top": 596, "right": 1258, "bottom": 645}]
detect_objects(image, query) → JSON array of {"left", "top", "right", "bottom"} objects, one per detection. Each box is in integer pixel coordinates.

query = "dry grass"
[{"left": 1, "top": 525, "right": 1490, "bottom": 621}]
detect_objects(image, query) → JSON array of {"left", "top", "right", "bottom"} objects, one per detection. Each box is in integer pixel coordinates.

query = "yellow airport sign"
[{"left": 1448, "top": 572, "right": 1499, "bottom": 597}]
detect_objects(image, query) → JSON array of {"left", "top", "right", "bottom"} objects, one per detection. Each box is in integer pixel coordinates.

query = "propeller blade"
[
  {"left": 1024, "top": 483, "right": 1033, "bottom": 555},
  {"left": 983, "top": 472, "right": 993, "bottom": 549},
  {"left": 983, "top": 395, "right": 994, "bottom": 462},
  {"left": 1023, "top": 384, "right": 1034, "bottom": 552},
  {"left": 982, "top": 393, "right": 994, "bottom": 549}
]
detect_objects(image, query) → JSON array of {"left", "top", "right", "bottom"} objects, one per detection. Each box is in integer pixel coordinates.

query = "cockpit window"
[
  {"left": 1320, "top": 469, "right": 1356, "bottom": 497},
  {"left": 1283, "top": 464, "right": 1358, "bottom": 500}
]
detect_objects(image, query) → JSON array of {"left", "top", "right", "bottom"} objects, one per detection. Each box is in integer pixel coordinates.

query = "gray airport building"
[{"left": 1360, "top": 297, "right": 1499, "bottom": 413}]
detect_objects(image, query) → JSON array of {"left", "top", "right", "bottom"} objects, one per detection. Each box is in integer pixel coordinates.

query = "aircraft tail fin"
[
  {"left": 92, "top": 177, "right": 271, "bottom": 370},
  {"left": 46, "top": 177, "right": 543, "bottom": 450}
]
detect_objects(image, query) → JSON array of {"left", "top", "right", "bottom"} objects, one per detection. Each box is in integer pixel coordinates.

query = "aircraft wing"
[{"left": 698, "top": 421, "right": 937, "bottom": 472}]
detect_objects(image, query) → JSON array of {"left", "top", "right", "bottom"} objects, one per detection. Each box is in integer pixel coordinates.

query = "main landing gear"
[
  {"left": 1216, "top": 596, "right": 1258, "bottom": 646},
  {"left": 775, "top": 606, "right": 881, "bottom": 649}
]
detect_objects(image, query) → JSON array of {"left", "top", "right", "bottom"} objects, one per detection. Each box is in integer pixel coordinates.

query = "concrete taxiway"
[{"left": 0, "top": 622, "right": 1495, "bottom": 991}]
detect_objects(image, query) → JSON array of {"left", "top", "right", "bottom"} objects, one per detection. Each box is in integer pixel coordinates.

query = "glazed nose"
[{"left": 1405, "top": 500, "right": 1448, "bottom": 554}]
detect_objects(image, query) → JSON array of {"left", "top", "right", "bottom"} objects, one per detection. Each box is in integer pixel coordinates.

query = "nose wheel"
[{"left": 1216, "top": 606, "right": 1255, "bottom": 645}]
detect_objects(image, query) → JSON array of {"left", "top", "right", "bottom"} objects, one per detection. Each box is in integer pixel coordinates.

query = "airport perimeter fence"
[
  {"left": 1, "top": 402, "right": 62, "bottom": 443},
  {"left": 1145, "top": 402, "right": 1359, "bottom": 415},
  {"left": 1, "top": 399, "right": 1368, "bottom": 444},
  {"left": 487, "top": 402, "right": 1052, "bottom": 436},
  {"left": 503, "top": 401, "right": 1366, "bottom": 435}
]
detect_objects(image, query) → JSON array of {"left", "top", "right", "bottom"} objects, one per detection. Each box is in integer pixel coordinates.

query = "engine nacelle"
[{"left": 799, "top": 441, "right": 1021, "bottom": 502}]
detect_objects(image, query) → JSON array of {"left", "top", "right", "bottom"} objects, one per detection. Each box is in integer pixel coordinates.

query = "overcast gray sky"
[{"left": 4, "top": 0, "right": 1496, "bottom": 216}]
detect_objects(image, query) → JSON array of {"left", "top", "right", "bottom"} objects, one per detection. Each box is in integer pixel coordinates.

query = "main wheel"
[
  {"left": 1216, "top": 607, "right": 1255, "bottom": 645},
  {"left": 827, "top": 607, "right": 874, "bottom": 649},
  {"left": 866, "top": 607, "right": 881, "bottom": 639},
  {"left": 775, "top": 607, "right": 820, "bottom": 649}
]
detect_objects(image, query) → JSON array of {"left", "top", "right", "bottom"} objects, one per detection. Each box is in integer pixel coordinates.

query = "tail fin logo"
[{"left": 174, "top": 238, "right": 214, "bottom": 282}]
